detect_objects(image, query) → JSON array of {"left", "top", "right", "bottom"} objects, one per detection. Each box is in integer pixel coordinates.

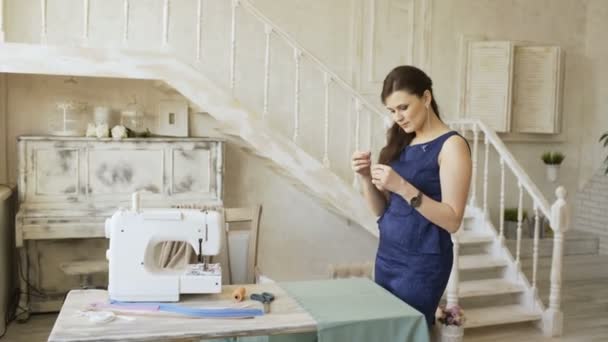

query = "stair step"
[
  {"left": 506, "top": 232, "right": 599, "bottom": 258},
  {"left": 458, "top": 231, "right": 494, "bottom": 245},
  {"left": 60, "top": 260, "right": 108, "bottom": 276},
  {"left": 459, "top": 279, "right": 524, "bottom": 298},
  {"left": 459, "top": 254, "right": 508, "bottom": 271},
  {"left": 521, "top": 254, "right": 608, "bottom": 282},
  {"left": 465, "top": 304, "right": 542, "bottom": 328}
]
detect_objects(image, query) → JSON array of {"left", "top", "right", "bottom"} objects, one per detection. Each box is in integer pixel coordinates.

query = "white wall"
[
  {"left": 580, "top": 0, "right": 608, "bottom": 185},
  {"left": 572, "top": 0, "right": 608, "bottom": 252},
  {"left": 574, "top": 168, "right": 608, "bottom": 254}
]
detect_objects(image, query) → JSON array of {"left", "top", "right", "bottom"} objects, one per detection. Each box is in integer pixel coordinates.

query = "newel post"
[{"left": 542, "top": 186, "right": 569, "bottom": 337}]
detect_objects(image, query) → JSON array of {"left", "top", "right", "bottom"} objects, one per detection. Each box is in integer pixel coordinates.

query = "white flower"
[
  {"left": 96, "top": 124, "right": 109, "bottom": 138},
  {"left": 86, "top": 123, "right": 97, "bottom": 137},
  {"left": 111, "top": 125, "right": 128, "bottom": 140}
]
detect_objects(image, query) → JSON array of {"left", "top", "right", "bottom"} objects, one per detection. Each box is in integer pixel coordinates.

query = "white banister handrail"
[
  {"left": 450, "top": 119, "right": 551, "bottom": 218},
  {"left": 239, "top": 0, "right": 386, "bottom": 121}
]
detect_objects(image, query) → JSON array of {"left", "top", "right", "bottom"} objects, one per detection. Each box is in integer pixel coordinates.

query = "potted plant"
[
  {"left": 435, "top": 305, "right": 465, "bottom": 342},
  {"left": 504, "top": 208, "right": 528, "bottom": 239},
  {"left": 524, "top": 212, "right": 550, "bottom": 239},
  {"left": 541, "top": 152, "right": 565, "bottom": 182},
  {"left": 601, "top": 131, "right": 608, "bottom": 174}
]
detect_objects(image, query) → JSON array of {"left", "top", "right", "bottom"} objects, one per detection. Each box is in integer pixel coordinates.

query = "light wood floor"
[{"left": 3, "top": 278, "right": 608, "bottom": 342}]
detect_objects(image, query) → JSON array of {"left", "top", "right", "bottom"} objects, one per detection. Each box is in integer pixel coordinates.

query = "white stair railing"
[
  {"left": 447, "top": 119, "right": 569, "bottom": 337},
  {"left": 232, "top": 0, "right": 391, "bottom": 175},
  {"left": 48, "top": 0, "right": 392, "bottom": 187}
]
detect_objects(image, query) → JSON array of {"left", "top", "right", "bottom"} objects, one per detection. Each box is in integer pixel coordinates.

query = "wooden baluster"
[
  {"left": 543, "top": 186, "right": 569, "bottom": 337},
  {"left": 123, "top": 0, "right": 129, "bottom": 46},
  {"left": 516, "top": 182, "right": 523, "bottom": 267},
  {"left": 483, "top": 133, "right": 490, "bottom": 218},
  {"left": 229, "top": 0, "right": 240, "bottom": 92},
  {"left": 469, "top": 124, "right": 479, "bottom": 207},
  {"left": 446, "top": 234, "right": 460, "bottom": 308},
  {"left": 352, "top": 98, "right": 361, "bottom": 189},
  {"left": 367, "top": 110, "right": 373, "bottom": 155},
  {"left": 41, "top": 0, "right": 47, "bottom": 43},
  {"left": 322, "top": 73, "right": 331, "bottom": 168},
  {"left": 162, "top": 0, "right": 170, "bottom": 47},
  {"left": 0, "top": 0, "right": 4, "bottom": 42},
  {"left": 499, "top": 158, "right": 505, "bottom": 243},
  {"left": 292, "top": 48, "right": 301, "bottom": 143},
  {"left": 83, "top": 0, "right": 90, "bottom": 45},
  {"left": 196, "top": 0, "right": 203, "bottom": 62},
  {"left": 354, "top": 98, "right": 361, "bottom": 152},
  {"left": 532, "top": 204, "right": 540, "bottom": 291},
  {"left": 262, "top": 24, "right": 272, "bottom": 120}
]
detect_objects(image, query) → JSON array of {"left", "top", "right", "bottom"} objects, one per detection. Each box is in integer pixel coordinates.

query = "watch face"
[{"left": 411, "top": 194, "right": 422, "bottom": 208}]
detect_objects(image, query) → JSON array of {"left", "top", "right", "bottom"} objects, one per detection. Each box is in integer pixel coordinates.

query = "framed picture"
[{"left": 158, "top": 100, "right": 189, "bottom": 137}]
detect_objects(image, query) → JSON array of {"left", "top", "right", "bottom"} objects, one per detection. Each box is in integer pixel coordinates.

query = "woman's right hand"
[{"left": 351, "top": 151, "right": 372, "bottom": 179}]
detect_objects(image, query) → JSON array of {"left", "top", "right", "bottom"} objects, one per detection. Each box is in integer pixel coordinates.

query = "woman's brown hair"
[{"left": 378, "top": 65, "right": 441, "bottom": 165}]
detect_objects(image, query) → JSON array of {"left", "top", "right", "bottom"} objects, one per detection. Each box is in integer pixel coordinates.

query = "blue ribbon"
[{"left": 109, "top": 300, "right": 264, "bottom": 318}]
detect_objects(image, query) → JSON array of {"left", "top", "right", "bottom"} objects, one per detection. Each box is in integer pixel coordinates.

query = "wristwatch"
[{"left": 410, "top": 191, "right": 423, "bottom": 208}]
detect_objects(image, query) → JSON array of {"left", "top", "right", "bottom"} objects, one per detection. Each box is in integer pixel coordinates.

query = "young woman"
[{"left": 351, "top": 65, "right": 472, "bottom": 327}]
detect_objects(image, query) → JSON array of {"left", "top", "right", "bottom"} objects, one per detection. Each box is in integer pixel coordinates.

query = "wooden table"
[{"left": 48, "top": 283, "right": 317, "bottom": 342}]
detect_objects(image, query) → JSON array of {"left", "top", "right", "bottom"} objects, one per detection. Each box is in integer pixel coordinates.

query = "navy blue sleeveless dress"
[{"left": 375, "top": 131, "right": 462, "bottom": 328}]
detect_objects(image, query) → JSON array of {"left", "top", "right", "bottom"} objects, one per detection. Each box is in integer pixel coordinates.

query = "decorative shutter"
[
  {"left": 512, "top": 46, "right": 562, "bottom": 133},
  {"left": 463, "top": 41, "right": 513, "bottom": 132}
]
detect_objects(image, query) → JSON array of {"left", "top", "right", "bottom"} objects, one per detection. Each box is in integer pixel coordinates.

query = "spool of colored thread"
[{"left": 232, "top": 287, "right": 246, "bottom": 302}]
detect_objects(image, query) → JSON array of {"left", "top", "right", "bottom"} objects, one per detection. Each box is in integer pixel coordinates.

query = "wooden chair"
[
  {"left": 327, "top": 261, "right": 374, "bottom": 280},
  {"left": 220, "top": 205, "right": 263, "bottom": 285}
]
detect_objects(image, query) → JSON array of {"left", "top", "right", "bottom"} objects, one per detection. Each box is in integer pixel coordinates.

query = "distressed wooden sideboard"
[{"left": 15, "top": 136, "right": 224, "bottom": 317}]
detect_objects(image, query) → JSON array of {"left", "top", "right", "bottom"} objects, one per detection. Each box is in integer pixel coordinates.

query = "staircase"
[
  {"left": 0, "top": 0, "right": 570, "bottom": 337},
  {"left": 452, "top": 207, "right": 544, "bottom": 328},
  {"left": 441, "top": 121, "right": 570, "bottom": 336}
]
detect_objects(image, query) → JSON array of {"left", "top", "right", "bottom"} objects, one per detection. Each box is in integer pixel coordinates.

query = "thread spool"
[{"left": 232, "top": 287, "right": 246, "bottom": 302}]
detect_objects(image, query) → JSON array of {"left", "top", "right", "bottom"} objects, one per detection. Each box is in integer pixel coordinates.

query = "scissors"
[{"left": 250, "top": 292, "right": 275, "bottom": 313}]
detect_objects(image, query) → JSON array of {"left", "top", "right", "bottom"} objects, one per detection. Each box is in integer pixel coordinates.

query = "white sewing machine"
[{"left": 104, "top": 193, "right": 223, "bottom": 302}]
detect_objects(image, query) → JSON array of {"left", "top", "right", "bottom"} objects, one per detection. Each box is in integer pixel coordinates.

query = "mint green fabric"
[
  {"left": 280, "top": 278, "right": 429, "bottom": 342},
  {"left": 205, "top": 278, "right": 429, "bottom": 342}
]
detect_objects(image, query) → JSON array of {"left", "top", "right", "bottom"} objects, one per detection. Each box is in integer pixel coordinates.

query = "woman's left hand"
[{"left": 371, "top": 164, "right": 405, "bottom": 193}]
